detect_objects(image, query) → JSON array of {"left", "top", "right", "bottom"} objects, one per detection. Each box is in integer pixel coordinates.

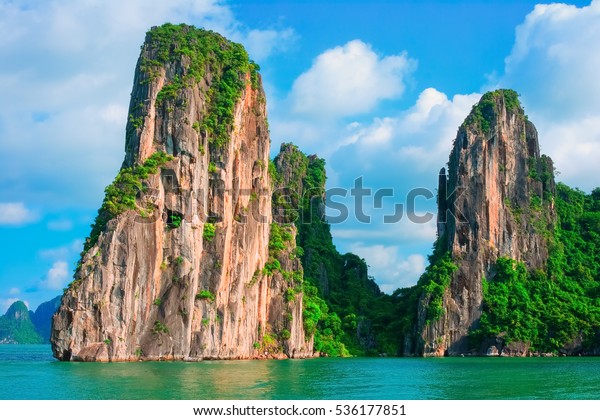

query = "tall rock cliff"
[
  {"left": 415, "top": 90, "right": 556, "bottom": 356},
  {"left": 51, "top": 24, "right": 311, "bottom": 361}
]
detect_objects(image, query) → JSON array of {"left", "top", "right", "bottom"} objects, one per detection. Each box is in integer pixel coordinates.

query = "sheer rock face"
[
  {"left": 417, "top": 91, "right": 556, "bottom": 356},
  {"left": 51, "top": 26, "right": 312, "bottom": 361}
]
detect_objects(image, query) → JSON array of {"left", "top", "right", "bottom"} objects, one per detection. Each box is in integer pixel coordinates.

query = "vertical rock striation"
[
  {"left": 415, "top": 90, "right": 556, "bottom": 356},
  {"left": 51, "top": 24, "right": 311, "bottom": 361}
]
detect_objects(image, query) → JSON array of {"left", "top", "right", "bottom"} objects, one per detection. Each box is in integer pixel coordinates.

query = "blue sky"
[{"left": 1, "top": 0, "right": 599, "bottom": 311}]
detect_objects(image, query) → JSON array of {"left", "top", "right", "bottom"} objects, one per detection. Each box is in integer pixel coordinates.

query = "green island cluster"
[
  {"left": 64, "top": 24, "right": 600, "bottom": 358},
  {"left": 0, "top": 301, "right": 44, "bottom": 344}
]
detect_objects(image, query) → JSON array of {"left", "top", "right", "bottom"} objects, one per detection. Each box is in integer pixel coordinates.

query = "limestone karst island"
[{"left": 41, "top": 24, "right": 600, "bottom": 361}]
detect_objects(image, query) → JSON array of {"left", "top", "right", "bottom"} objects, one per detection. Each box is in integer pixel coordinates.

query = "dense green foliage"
[
  {"left": 195, "top": 290, "right": 216, "bottom": 302},
  {"left": 302, "top": 284, "right": 349, "bottom": 357},
  {"left": 273, "top": 144, "right": 398, "bottom": 356},
  {"left": 420, "top": 252, "right": 457, "bottom": 323},
  {"left": 528, "top": 155, "right": 555, "bottom": 199},
  {"left": 463, "top": 89, "right": 523, "bottom": 133},
  {"left": 263, "top": 223, "right": 301, "bottom": 278},
  {"left": 268, "top": 222, "right": 294, "bottom": 253},
  {"left": 261, "top": 222, "right": 301, "bottom": 284},
  {"left": 203, "top": 223, "right": 216, "bottom": 241},
  {"left": 152, "top": 320, "right": 169, "bottom": 334},
  {"left": 389, "top": 236, "right": 457, "bottom": 349},
  {"left": 470, "top": 183, "right": 600, "bottom": 353},
  {"left": 83, "top": 152, "right": 173, "bottom": 254},
  {"left": 167, "top": 214, "right": 182, "bottom": 229},
  {"left": 0, "top": 301, "right": 44, "bottom": 344},
  {"left": 142, "top": 23, "right": 260, "bottom": 147}
]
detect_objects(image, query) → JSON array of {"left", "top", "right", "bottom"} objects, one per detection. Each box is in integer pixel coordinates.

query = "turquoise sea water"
[{"left": 1, "top": 345, "right": 600, "bottom": 399}]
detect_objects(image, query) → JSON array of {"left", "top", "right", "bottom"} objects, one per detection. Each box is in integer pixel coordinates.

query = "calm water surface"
[{"left": 1, "top": 345, "right": 599, "bottom": 399}]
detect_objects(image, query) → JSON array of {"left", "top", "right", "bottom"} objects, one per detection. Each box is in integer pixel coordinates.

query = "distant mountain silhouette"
[
  {"left": 30, "top": 296, "right": 62, "bottom": 342},
  {"left": 0, "top": 301, "right": 43, "bottom": 344}
]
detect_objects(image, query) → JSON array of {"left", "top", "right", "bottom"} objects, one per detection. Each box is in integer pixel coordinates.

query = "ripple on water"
[{"left": 1, "top": 346, "right": 600, "bottom": 399}]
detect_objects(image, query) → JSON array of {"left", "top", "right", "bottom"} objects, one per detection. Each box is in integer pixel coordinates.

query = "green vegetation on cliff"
[
  {"left": 420, "top": 251, "right": 457, "bottom": 323},
  {"left": 470, "top": 183, "right": 600, "bottom": 353},
  {"left": 389, "top": 237, "right": 457, "bottom": 349},
  {"left": 273, "top": 144, "right": 399, "bottom": 356},
  {"left": 463, "top": 89, "right": 524, "bottom": 133},
  {"left": 141, "top": 23, "right": 260, "bottom": 147},
  {"left": 83, "top": 152, "right": 173, "bottom": 254}
]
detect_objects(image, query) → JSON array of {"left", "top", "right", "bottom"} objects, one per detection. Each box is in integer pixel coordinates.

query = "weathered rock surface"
[
  {"left": 485, "top": 346, "right": 499, "bottom": 356},
  {"left": 51, "top": 24, "right": 312, "bottom": 361},
  {"left": 415, "top": 90, "right": 556, "bottom": 356}
]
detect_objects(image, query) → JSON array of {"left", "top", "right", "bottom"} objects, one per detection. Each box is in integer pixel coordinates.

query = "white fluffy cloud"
[
  {"left": 0, "top": 0, "right": 295, "bottom": 210},
  {"left": 43, "top": 261, "right": 69, "bottom": 290},
  {"left": 319, "top": 88, "right": 479, "bottom": 289},
  {"left": 497, "top": 0, "right": 600, "bottom": 190},
  {"left": 290, "top": 40, "right": 416, "bottom": 117},
  {"left": 0, "top": 202, "right": 38, "bottom": 226},
  {"left": 340, "top": 88, "right": 480, "bottom": 172},
  {"left": 348, "top": 243, "right": 426, "bottom": 293},
  {"left": 274, "top": 38, "right": 478, "bottom": 290}
]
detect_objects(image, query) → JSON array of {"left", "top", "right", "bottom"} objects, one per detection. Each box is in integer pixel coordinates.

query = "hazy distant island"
[
  {"left": 29, "top": 24, "right": 598, "bottom": 361},
  {"left": 0, "top": 297, "right": 60, "bottom": 344}
]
